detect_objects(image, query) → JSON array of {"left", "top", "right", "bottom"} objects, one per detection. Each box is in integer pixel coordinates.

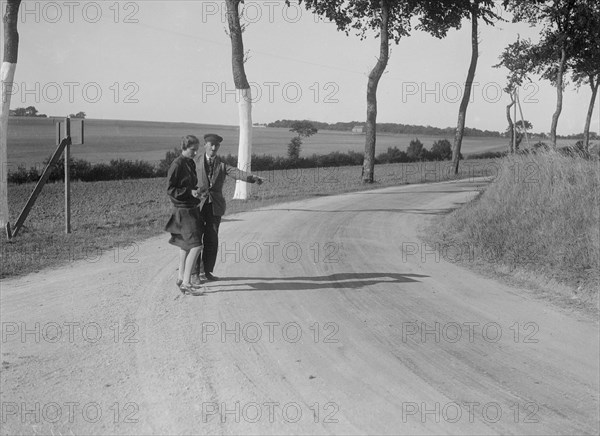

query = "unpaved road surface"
[{"left": 1, "top": 178, "right": 598, "bottom": 435}]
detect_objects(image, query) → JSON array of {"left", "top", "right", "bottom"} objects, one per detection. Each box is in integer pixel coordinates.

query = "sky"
[{"left": 1, "top": 0, "right": 598, "bottom": 135}]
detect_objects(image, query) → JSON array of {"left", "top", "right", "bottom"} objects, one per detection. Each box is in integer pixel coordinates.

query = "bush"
[
  {"left": 287, "top": 136, "right": 302, "bottom": 160},
  {"left": 7, "top": 165, "right": 38, "bottom": 184},
  {"left": 346, "top": 150, "right": 364, "bottom": 165},
  {"left": 315, "top": 151, "right": 355, "bottom": 167},
  {"left": 42, "top": 156, "right": 64, "bottom": 182},
  {"left": 430, "top": 139, "right": 453, "bottom": 160},
  {"left": 156, "top": 147, "right": 180, "bottom": 177},
  {"left": 221, "top": 153, "right": 239, "bottom": 168},
  {"left": 70, "top": 159, "right": 92, "bottom": 180},
  {"left": 406, "top": 138, "right": 425, "bottom": 161},
  {"left": 376, "top": 147, "right": 410, "bottom": 164},
  {"left": 37, "top": 157, "right": 94, "bottom": 182},
  {"left": 6, "top": 143, "right": 473, "bottom": 184},
  {"left": 81, "top": 163, "right": 114, "bottom": 181},
  {"left": 110, "top": 159, "right": 155, "bottom": 180}
]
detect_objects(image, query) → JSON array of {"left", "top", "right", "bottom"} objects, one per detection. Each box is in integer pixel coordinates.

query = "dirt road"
[{"left": 1, "top": 178, "right": 598, "bottom": 435}]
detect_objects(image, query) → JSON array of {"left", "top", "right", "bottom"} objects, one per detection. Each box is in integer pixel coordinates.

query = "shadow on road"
[
  {"left": 355, "top": 190, "right": 470, "bottom": 195},
  {"left": 206, "top": 272, "right": 428, "bottom": 293},
  {"left": 255, "top": 208, "right": 450, "bottom": 215}
]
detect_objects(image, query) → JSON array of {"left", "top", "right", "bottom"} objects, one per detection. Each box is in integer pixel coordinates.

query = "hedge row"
[
  {"left": 8, "top": 140, "right": 594, "bottom": 184},
  {"left": 8, "top": 143, "right": 447, "bottom": 184}
]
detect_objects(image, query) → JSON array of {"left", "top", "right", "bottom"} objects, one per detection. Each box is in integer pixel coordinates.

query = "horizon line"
[{"left": 8, "top": 115, "right": 597, "bottom": 138}]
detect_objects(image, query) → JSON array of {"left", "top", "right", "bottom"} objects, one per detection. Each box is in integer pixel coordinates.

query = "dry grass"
[{"left": 429, "top": 150, "right": 600, "bottom": 313}]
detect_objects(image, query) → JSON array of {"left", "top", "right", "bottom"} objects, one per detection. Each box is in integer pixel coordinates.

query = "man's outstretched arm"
[{"left": 224, "top": 165, "right": 264, "bottom": 184}]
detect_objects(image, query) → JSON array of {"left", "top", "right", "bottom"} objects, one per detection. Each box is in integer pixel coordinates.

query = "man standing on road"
[{"left": 191, "top": 133, "right": 264, "bottom": 283}]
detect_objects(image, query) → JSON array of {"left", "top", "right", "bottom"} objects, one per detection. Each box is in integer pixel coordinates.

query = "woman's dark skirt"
[{"left": 164, "top": 206, "right": 204, "bottom": 250}]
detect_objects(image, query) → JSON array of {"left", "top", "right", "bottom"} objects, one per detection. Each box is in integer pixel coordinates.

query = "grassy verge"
[
  {"left": 1, "top": 160, "right": 499, "bottom": 279},
  {"left": 426, "top": 151, "right": 599, "bottom": 314}
]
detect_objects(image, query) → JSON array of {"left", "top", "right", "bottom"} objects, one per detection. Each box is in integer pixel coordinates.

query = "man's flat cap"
[{"left": 204, "top": 133, "right": 223, "bottom": 144}]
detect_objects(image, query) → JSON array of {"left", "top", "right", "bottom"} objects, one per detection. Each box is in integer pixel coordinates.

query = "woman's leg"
[
  {"left": 178, "top": 249, "right": 188, "bottom": 282},
  {"left": 182, "top": 246, "right": 202, "bottom": 285}
]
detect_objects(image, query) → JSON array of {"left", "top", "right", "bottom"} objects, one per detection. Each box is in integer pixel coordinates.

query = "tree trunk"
[
  {"left": 233, "top": 88, "right": 253, "bottom": 199},
  {"left": 225, "top": 0, "right": 253, "bottom": 200},
  {"left": 452, "top": 4, "right": 478, "bottom": 175},
  {"left": 362, "top": 0, "right": 389, "bottom": 183},
  {"left": 1, "top": 0, "right": 21, "bottom": 229},
  {"left": 550, "top": 46, "right": 567, "bottom": 148},
  {"left": 583, "top": 73, "right": 599, "bottom": 151},
  {"left": 506, "top": 96, "right": 515, "bottom": 153}
]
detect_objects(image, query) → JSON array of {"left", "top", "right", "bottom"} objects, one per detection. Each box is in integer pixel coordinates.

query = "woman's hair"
[{"left": 181, "top": 135, "right": 200, "bottom": 150}]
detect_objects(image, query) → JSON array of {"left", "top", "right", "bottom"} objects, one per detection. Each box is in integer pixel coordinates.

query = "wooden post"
[
  {"left": 513, "top": 89, "right": 517, "bottom": 152},
  {"left": 65, "top": 118, "right": 71, "bottom": 233},
  {"left": 516, "top": 88, "right": 530, "bottom": 149},
  {"left": 8, "top": 117, "right": 83, "bottom": 239},
  {"left": 9, "top": 137, "right": 71, "bottom": 238},
  {"left": 6, "top": 118, "right": 83, "bottom": 240}
]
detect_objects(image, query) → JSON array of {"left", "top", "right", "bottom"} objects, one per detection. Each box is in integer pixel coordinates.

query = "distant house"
[
  {"left": 253, "top": 123, "right": 267, "bottom": 128},
  {"left": 352, "top": 125, "right": 364, "bottom": 133}
]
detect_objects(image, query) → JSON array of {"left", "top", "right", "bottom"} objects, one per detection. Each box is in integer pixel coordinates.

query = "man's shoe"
[
  {"left": 190, "top": 274, "right": 204, "bottom": 286},
  {"left": 205, "top": 272, "right": 219, "bottom": 281}
]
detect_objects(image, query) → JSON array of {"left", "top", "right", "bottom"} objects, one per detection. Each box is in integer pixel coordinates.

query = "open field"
[{"left": 5, "top": 117, "right": 563, "bottom": 170}]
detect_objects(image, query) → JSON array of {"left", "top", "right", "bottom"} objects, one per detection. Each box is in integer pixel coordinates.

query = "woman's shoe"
[
  {"left": 180, "top": 282, "right": 206, "bottom": 296},
  {"left": 176, "top": 279, "right": 183, "bottom": 287},
  {"left": 189, "top": 282, "right": 206, "bottom": 295},
  {"left": 179, "top": 282, "right": 194, "bottom": 295}
]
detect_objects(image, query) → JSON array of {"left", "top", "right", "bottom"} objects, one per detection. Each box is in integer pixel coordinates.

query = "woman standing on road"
[{"left": 164, "top": 135, "right": 206, "bottom": 295}]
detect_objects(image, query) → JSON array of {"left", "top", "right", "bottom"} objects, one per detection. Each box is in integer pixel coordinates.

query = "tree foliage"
[
  {"left": 494, "top": 37, "right": 535, "bottom": 94},
  {"left": 503, "top": 0, "right": 599, "bottom": 146},
  {"left": 295, "top": 0, "right": 487, "bottom": 42},
  {"left": 287, "top": 136, "right": 303, "bottom": 160},
  {"left": 569, "top": 2, "right": 600, "bottom": 85},
  {"left": 406, "top": 138, "right": 425, "bottom": 160},
  {"left": 9, "top": 106, "right": 47, "bottom": 117},
  {"left": 508, "top": 120, "right": 533, "bottom": 149},
  {"left": 431, "top": 139, "right": 453, "bottom": 160},
  {"left": 289, "top": 120, "right": 318, "bottom": 138}
]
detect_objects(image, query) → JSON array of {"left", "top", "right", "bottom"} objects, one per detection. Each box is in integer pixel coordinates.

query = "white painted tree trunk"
[
  {"left": 233, "top": 87, "right": 252, "bottom": 200},
  {"left": 0, "top": 62, "right": 17, "bottom": 228}
]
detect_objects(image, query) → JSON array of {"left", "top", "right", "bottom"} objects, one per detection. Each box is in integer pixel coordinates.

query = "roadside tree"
[
  {"left": 1, "top": 0, "right": 22, "bottom": 230},
  {"left": 294, "top": 0, "right": 471, "bottom": 182},
  {"left": 451, "top": 0, "right": 500, "bottom": 174},
  {"left": 225, "top": 0, "right": 254, "bottom": 199}
]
